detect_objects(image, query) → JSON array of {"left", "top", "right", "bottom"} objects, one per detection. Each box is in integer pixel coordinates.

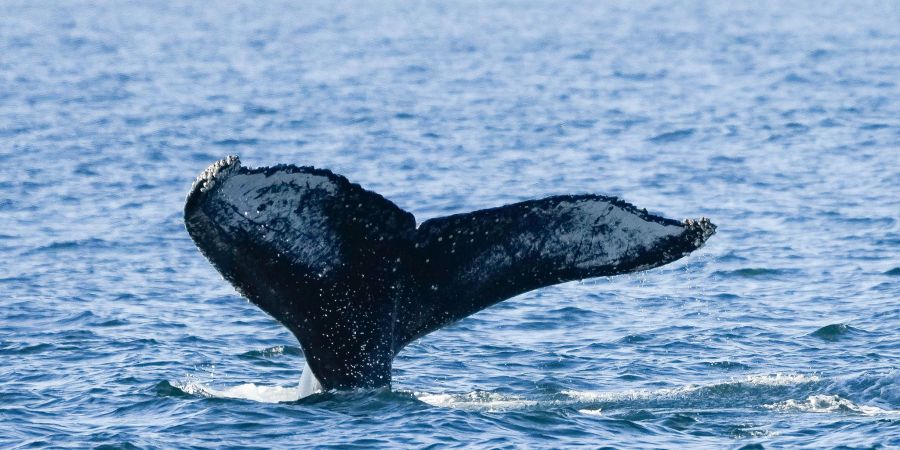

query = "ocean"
[{"left": 1, "top": 1, "right": 898, "bottom": 448}]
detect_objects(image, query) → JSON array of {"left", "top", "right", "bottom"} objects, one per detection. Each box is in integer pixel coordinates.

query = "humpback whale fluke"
[{"left": 184, "top": 156, "right": 716, "bottom": 391}]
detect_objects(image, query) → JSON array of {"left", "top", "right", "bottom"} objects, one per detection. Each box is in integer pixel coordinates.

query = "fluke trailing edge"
[{"left": 184, "top": 156, "right": 716, "bottom": 392}]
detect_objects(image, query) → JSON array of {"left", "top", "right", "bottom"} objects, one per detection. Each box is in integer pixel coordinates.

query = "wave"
[
  {"left": 414, "top": 373, "right": 823, "bottom": 412},
  {"left": 764, "top": 395, "right": 900, "bottom": 415},
  {"left": 238, "top": 345, "right": 303, "bottom": 359},
  {"left": 165, "top": 380, "right": 302, "bottom": 404},
  {"left": 414, "top": 372, "right": 899, "bottom": 416},
  {"left": 712, "top": 268, "right": 799, "bottom": 278},
  {"left": 810, "top": 323, "right": 864, "bottom": 341},
  {"left": 648, "top": 128, "right": 694, "bottom": 143},
  {"left": 162, "top": 353, "right": 317, "bottom": 403},
  {"left": 415, "top": 391, "right": 538, "bottom": 412},
  {"left": 159, "top": 370, "right": 899, "bottom": 420},
  {"left": 22, "top": 238, "right": 112, "bottom": 255}
]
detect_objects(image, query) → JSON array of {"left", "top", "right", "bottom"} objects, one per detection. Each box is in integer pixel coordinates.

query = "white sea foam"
[
  {"left": 174, "top": 359, "right": 323, "bottom": 403},
  {"left": 417, "top": 373, "right": 824, "bottom": 412},
  {"left": 742, "top": 373, "right": 821, "bottom": 386},
  {"left": 415, "top": 391, "right": 538, "bottom": 411},
  {"left": 563, "top": 373, "right": 821, "bottom": 403},
  {"left": 175, "top": 380, "right": 302, "bottom": 403},
  {"left": 764, "top": 395, "right": 900, "bottom": 416},
  {"left": 178, "top": 371, "right": 882, "bottom": 415}
]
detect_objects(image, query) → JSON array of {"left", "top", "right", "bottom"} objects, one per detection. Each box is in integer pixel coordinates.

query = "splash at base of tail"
[
  {"left": 298, "top": 361, "right": 323, "bottom": 397},
  {"left": 184, "top": 156, "right": 715, "bottom": 392}
]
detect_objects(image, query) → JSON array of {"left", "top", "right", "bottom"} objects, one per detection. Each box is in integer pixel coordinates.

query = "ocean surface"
[{"left": 1, "top": 1, "right": 899, "bottom": 448}]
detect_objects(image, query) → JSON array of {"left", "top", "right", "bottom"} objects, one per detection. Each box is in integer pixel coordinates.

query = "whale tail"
[{"left": 184, "top": 156, "right": 715, "bottom": 390}]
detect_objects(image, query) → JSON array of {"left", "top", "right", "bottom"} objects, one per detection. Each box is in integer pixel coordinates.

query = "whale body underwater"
[{"left": 184, "top": 156, "right": 716, "bottom": 395}]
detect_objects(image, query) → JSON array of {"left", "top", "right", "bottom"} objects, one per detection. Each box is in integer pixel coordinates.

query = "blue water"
[{"left": 2, "top": 1, "right": 899, "bottom": 448}]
